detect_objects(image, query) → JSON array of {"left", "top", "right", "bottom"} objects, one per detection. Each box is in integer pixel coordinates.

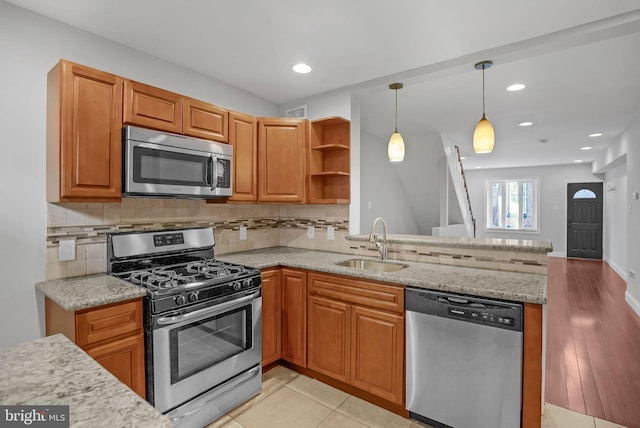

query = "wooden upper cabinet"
[
  {"left": 229, "top": 112, "right": 258, "bottom": 202},
  {"left": 258, "top": 118, "right": 306, "bottom": 203},
  {"left": 183, "top": 97, "right": 228, "bottom": 142},
  {"left": 123, "top": 80, "right": 182, "bottom": 133},
  {"left": 46, "top": 60, "right": 123, "bottom": 202}
]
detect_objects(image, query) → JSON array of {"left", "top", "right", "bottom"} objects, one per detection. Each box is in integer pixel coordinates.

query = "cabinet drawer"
[
  {"left": 76, "top": 299, "right": 143, "bottom": 347},
  {"left": 308, "top": 273, "right": 404, "bottom": 314}
]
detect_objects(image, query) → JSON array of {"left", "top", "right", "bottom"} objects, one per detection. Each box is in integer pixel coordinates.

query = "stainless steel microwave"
[{"left": 123, "top": 125, "right": 232, "bottom": 199}]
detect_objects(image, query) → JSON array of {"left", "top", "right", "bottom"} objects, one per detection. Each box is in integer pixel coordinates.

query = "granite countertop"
[
  {"left": 346, "top": 233, "right": 553, "bottom": 253},
  {"left": 36, "top": 274, "right": 146, "bottom": 311},
  {"left": 0, "top": 334, "right": 171, "bottom": 428},
  {"left": 218, "top": 247, "right": 547, "bottom": 304}
]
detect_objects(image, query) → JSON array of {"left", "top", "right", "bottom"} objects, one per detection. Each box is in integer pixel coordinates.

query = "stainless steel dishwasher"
[{"left": 406, "top": 287, "right": 523, "bottom": 428}]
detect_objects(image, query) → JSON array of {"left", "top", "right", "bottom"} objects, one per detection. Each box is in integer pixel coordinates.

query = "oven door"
[
  {"left": 124, "top": 139, "right": 232, "bottom": 198},
  {"left": 152, "top": 290, "right": 262, "bottom": 413}
]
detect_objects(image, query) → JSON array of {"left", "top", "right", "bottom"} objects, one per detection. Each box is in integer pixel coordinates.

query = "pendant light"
[
  {"left": 388, "top": 83, "right": 405, "bottom": 162},
  {"left": 473, "top": 60, "right": 495, "bottom": 154}
]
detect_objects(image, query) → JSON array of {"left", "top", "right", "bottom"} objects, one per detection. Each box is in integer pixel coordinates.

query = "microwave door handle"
[{"left": 210, "top": 154, "right": 218, "bottom": 191}]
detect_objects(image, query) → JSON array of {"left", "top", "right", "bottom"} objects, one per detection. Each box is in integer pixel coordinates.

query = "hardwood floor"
[{"left": 546, "top": 257, "right": 640, "bottom": 428}]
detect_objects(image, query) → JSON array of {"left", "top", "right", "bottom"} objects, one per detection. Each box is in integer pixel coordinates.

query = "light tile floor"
[{"left": 206, "top": 366, "right": 628, "bottom": 428}]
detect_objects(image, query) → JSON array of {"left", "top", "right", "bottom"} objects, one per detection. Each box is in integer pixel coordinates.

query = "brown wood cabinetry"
[
  {"left": 44, "top": 297, "right": 145, "bottom": 397},
  {"left": 258, "top": 118, "right": 306, "bottom": 202},
  {"left": 308, "top": 295, "right": 351, "bottom": 383},
  {"left": 229, "top": 111, "right": 258, "bottom": 202},
  {"left": 123, "top": 80, "right": 183, "bottom": 133},
  {"left": 183, "top": 97, "right": 228, "bottom": 142},
  {"left": 46, "top": 60, "right": 123, "bottom": 202},
  {"left": 280, "top": 269, "right": 307, "bottom": 367},
  {"left": 307, "top": 272, "right": 404, "bottom": 405},
  {"left": 261, "top": 269, "right": 281, "bottom": 366},
  {"left": 308, "top": 117, "right": 350, "bottom": 203}
]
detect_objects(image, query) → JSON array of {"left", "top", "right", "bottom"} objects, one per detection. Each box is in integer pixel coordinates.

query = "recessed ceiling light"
[
  {"left": 475, "top": 166, "right": 482, "bottom": 169},
  {"left": 460, "top": 156, "right": 466, "bottom": 160},
  {"left": 507, "top": 83, "right": 526, "bottom": 91},
  {"left": 589, "top": 133, "right": 602, "bottom": 137},
  {"left": 581, "top": 146, "right": 592, "bottom": 151},
  {"left": 574, "top": 160, "right": 583, "bottom": 163},
  {"left": 518, "top": 121, "right": 533, "bottom": 127},
  {"left": 292, "top": 63, "right": 312, "bottom": 74}
]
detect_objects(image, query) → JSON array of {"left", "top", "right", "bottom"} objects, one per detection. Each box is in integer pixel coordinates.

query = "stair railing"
[{"left": 454, "top": 145, "right": 476, "bottom": 238}]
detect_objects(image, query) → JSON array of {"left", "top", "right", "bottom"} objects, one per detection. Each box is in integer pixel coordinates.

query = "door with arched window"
[{"left": 567, "top": 182, "right": 603, "bottom": 259}]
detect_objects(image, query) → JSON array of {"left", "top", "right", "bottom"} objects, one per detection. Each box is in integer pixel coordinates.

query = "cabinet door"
[
  {"left": 84, "top": 334, "right": 146, "bottom": 398},
  {"left": 47, "top": 60, "right": 123, "bottom": 201},
  {"left": 183, "top": 97, "right": 228, "bottom": 142},
  {"left": 281, "top": 269, "right": 307, "bottom": 367},
  {"left": 261, "top": 269, "right": 281, "bottom": 366},
  {"left": 258, "top": 118, "right": 306, "bottom": 202},
  {"left": 229, "top": 112, "right": 258, "bottom": 202},
  {"left": 351, "top": 306, "right": 404, "bottom": 405},
  {"left": 123, "top": 80, "right": 182, "bottom": 133},
  {"left": 307, "top": 295, "right": 350, "bottom": 382}
]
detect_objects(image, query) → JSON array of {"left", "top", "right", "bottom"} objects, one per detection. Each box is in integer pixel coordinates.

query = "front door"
[{"left": 567, "top": 182, "right": 603, "bottom": 259}]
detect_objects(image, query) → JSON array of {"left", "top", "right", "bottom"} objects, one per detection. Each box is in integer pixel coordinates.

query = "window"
[
  {"left": 486, "top": 178, "right": 538, "bottom": 231},
  {"left": 572, "top": 189, "right": 596, "bottom": 199}
]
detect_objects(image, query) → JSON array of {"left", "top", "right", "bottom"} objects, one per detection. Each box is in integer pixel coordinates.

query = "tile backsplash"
[{"left": 46, "top": 199, "right": 350, "bottom": 280}]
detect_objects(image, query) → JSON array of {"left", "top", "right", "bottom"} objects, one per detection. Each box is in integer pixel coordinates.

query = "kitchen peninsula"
[{"left": 0, "top": 334, "right": 171, "bottom": 428}]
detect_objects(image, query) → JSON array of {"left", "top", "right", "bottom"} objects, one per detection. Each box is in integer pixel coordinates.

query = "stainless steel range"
[{"left": 107, "top": 227, "right": 262, "bottom": 428}]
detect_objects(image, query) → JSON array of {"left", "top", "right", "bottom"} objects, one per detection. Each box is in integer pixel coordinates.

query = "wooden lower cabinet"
[
  {"left": 84, "top": 333, "right": 145, "bottom": 396},
  {"left": 307, "top": 273, "right": 405, "bottom": 406},
  {"left": 350, "top": 306, "right": 404, "bottom": 404},
  {"left": 307, "top": 295, "right": 351, "bottom": 383},
  {"left": 44, "top": 297, "right": 146, "bottom": 398},
  {"left": 280, "top": 269, "right": 307, "bottom": 366},
  {"left": 261, "top": 269, "right": 281, "bottom": 366}
]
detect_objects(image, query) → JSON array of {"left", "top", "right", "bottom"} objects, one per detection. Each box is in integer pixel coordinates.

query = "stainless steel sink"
[{"left": 334, "top": 258, "right": 409, "bottom": 272}]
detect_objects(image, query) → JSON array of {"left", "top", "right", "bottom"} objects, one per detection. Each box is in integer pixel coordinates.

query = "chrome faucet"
[{"left": 368, "top": 217, "right": 388, "bottom": 260}]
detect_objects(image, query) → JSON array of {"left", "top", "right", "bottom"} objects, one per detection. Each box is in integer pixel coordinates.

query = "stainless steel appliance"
[
  {"left": 123, "top": 125, "right": 233, "bottom": 199},
  {"left": 406, "top": 288, "right": 523, "bottom": 428},
  {"left": 107, "top": 227, "right": 261, "bottom": 428}
]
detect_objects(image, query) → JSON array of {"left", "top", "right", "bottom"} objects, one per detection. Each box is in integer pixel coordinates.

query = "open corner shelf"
[{"left": 308, "top": 117, "right": 351, "bottom": 204}]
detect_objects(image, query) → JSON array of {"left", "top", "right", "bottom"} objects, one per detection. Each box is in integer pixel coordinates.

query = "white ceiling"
[{"left": 8, "top": 0, "right": 640, "bottom": 169}]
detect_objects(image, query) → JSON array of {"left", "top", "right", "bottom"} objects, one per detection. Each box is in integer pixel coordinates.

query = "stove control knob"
[
  {"left": 174, "top": 295, "right": 187, "bottom": 306},
  {"left": 188, "top": 292, "right": 199, "bottom": 303},
  {"left": 243, "top": 279, "right": 251, "bottom": 288},
  {"left": 233, "top": 282, "right": 241, "bottom": 291}
]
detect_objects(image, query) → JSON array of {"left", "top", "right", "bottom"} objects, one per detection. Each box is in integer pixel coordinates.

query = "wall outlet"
[
  {"left": 239, "top": 226, "right": 247, "bottom": 241},
  {"left": 307, "top": 226, "right": 315, "bottom": 239},
  {"left": 327, "top": 226, "right": 335, "bottom": 240},
  {"left": 629, "top": 269, "right": 636, "bottom": 282},
  {"left": 59, "top": 239, "right": 76, "bottom": 261}
]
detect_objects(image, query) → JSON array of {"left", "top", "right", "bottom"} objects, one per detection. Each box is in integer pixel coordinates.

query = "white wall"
[
  {"left": 360, "top": 132, "right": 420, "bottom": 234},
  {"left": 464, "top": 163, "right": 600, "bottom": 256},
  {"left": 280, "top": 88, "right": 352, "bottom": 121},
  {"left": 603, "top": 161, "right": 627, "bottom": 279},
  {"left": 0, "top": 1, "right": 278, "bottom": 348}
]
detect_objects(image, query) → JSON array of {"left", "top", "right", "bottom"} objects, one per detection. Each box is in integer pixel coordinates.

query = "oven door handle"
[{"left": 156, "top": 291, "right": 260, "bottom": 325}]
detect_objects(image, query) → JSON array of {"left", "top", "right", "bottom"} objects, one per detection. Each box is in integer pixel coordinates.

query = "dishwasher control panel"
[
  {"left": 447, "top": 307, "right": 515, "bottom": 327},
  {"left": 406, "top": 287, "right": 523, "bottom": 332}
]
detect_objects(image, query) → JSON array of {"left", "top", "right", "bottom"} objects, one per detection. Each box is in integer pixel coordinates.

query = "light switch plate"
[
  {"left": 307, "top": 226, "right": 315, "bottom": 239},
  {"left": 327, "top": 226, "right": 335, "bottom": 240},
  {"left": 239, "top": 226, "right": 247, "bottom": 241},
  {"left": 59, "top": 239, "right": 76, "bottom": 261}
]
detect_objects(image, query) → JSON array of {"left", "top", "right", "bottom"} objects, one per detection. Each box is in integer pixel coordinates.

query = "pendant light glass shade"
[
  {"left": 473, "top": 61, "right": 494, "bottom": 154},
  {"left": 388, "top": 83, "right": 405, "bottom": 162},
  {"left": 388, "top": 132, "right": 405, "bottom": 162},
  {"left": 473, "top": 114, "right": 495, "bottom": 153}
]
